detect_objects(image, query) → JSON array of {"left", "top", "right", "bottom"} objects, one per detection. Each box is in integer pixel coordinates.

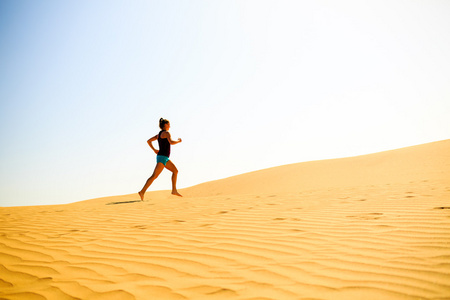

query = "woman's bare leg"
[
  {"left": 165, "top": 160, "right": 182, "bottom": 196},
  {"left": 138, "top": 163, "right": 165, "bottom": 201}
]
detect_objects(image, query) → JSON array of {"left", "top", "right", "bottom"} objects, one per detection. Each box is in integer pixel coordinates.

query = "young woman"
[{"left": 138, "top": 118, "right": 182, "bottom": 201}]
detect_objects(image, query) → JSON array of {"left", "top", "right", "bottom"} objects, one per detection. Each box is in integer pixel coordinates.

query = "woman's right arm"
[{"left": 147, "top": 135, "right": 159, "bottom": 154}]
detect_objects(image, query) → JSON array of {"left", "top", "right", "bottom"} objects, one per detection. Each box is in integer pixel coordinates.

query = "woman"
[{"left": 138, "top": 118, "right": 182, "bottom": 201}]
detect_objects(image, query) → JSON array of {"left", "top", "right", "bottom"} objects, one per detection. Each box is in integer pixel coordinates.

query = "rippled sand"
[{"left": 1, "top": 140, "right": 449, "bottom": 299}]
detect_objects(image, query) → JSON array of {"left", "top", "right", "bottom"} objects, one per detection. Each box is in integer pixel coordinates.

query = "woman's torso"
[{"left": 158, "top": 130, "right": 171, "bottom": 157}]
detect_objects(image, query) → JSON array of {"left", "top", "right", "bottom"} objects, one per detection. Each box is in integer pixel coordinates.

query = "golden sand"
[{"left": 1, "top": 140, "right": 449, "bottom": 299}]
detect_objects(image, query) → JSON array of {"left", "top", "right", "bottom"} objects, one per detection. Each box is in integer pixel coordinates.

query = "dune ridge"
[
  {"left": 1, "top": 140, "right": 450, "bottom": 299},
  {"left": 184, "top": 139, "right": 450, "bottom": 197}
]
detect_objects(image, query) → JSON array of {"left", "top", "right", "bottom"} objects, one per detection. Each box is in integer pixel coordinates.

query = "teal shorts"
[{"left": 156, "top": 155, "right": 170, "bottom": 166}]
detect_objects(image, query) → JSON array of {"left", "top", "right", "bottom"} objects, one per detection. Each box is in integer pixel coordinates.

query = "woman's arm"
[
  {"left": 147, "top": 135, "right": 159, "bottom": 154},
  {"left": 162, "top": 131, "right": 182, "bottom": 145}
]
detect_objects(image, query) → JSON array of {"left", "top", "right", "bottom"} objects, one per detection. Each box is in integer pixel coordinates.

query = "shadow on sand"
[{"left": 106, "top": 200, "right": 141, "bottom": 205}]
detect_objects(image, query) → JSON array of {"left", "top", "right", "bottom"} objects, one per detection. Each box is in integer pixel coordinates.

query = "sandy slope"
[
  {"left": 184, "top": 139, "right": 450, "bottom": 196},
  {"left": 1, "top": 140, "right": 449, "bottom": 300}
]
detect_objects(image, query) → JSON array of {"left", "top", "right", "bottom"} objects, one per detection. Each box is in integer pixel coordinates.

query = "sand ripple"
[
  {"left": 1, "top": 140, "right": 450, "bottom": 299},
  {"left": 1, "top": 180, "right": 450, "bottom": 299}
]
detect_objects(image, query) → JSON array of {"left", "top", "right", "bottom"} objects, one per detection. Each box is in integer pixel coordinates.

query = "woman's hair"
[{"left": 159, "top": 118, "right": 169, "bottom": 130}]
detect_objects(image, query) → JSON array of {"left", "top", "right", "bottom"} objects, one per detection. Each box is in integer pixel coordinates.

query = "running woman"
[{"left": 138, "top": 118, "right": 182, "bottom": 201}]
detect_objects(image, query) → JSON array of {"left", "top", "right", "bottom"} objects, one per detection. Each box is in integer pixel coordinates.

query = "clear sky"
[{"left": 1, "top": 0, "right": 449, "bottom": 207}]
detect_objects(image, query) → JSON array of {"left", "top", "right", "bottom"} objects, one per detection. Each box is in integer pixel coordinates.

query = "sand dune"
[
  {"left": 184, "top": 139, "right": 450, "bottom": 196},
  {"left": 1, "top": 140, "right": 450, "bottom": 299}
]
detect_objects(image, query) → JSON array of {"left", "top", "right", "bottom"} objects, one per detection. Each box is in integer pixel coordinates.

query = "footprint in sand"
[
  {"left": 133, "top": 225, "right": 147, "bottom": 229},
  {"left": 206, "top": 288, "right": 237, "bottom": 297}
]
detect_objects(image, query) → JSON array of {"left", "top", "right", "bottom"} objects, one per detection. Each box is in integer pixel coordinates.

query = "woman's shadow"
[{"left": 106, "top": 200, "right": 141, "bottom": 205}]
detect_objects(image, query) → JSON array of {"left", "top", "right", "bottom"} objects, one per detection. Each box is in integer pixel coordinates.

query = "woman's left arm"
[{"left": 166, "top": 132, "right": 182, "bottom": 145}]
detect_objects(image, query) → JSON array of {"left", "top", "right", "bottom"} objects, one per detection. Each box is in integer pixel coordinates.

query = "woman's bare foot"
[
  {"left": 138, "top": 191, "right": 144, "bottom": 201},
  {"left": 172, "top": 190, "right": 182, "bottom": 197}
]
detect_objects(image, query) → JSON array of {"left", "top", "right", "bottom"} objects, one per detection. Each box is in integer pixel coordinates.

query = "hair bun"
[{"left": 159, "top": 118, "right": 169, "bottom": 130}]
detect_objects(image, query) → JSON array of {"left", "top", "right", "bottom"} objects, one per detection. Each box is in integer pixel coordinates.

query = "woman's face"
[{"left": 165, "top": 122, "right": 171, "bottom": 130}]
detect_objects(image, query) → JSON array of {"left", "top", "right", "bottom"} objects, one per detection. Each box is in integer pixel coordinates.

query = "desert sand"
[{"left": 1, "top": 140, "right": 450, "bottom": 300}]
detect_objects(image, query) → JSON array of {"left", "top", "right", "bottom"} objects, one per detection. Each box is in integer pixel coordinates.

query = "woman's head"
[{"left": 159, "top": 118, "right": 170, "bottom": 130}]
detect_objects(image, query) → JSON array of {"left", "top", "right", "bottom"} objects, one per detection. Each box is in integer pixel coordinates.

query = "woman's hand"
[
  {"left": 178, "top": 138, "right": 182, "bottom": 143},
  {"left": 153, "top": 149, "right": 159, "bottom": 155}
]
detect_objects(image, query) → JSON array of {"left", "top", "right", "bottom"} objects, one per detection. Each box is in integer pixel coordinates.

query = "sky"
[{"left": 1, "top": 0, "right": 449, "bottom": 207}]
